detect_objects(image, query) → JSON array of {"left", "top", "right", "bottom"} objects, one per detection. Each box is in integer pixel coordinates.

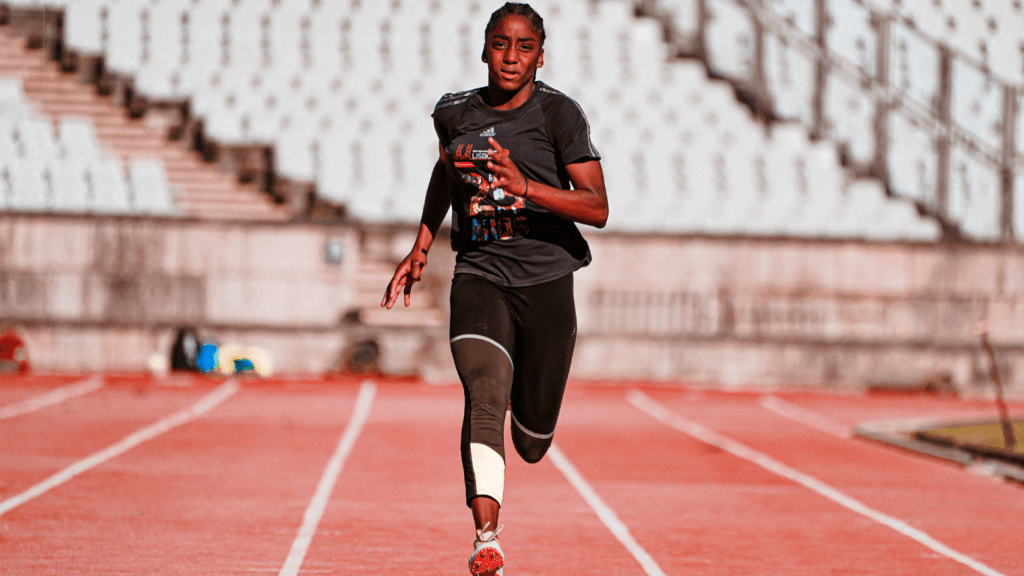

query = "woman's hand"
[
  {"left": 485, "top": 136, "right": 608, "bottom": 228},
  {"left": 381, "top": 248, "right": 428, "bottom": 309},
  {"left": 485, "top": 137, "right": 528, "bottom": 197}
]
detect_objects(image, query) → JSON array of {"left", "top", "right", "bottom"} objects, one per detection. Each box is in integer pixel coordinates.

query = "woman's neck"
[{"left": 485, "top": 79, "right": 536, "bottom": 111}]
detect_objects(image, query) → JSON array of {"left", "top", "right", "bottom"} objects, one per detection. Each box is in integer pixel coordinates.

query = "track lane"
[
  {"left": 0, "top": 378, "right": 364, "bottom": 575},
  {"left": 551, "top": 384, "right": 1023, "bottom": 576},
  {"left": 0, "top": 375, "right": 104, "bottom": 421},
  {"left": 0, "top": 374, "right": 93, "bottom": 407},
  {"left": 4, "top": 377, "right": 1022, "bottom": 575},
  {"left": 553, "top": 385, "right": 872, "bottom": 576},
  {"left": 296, "top": 382, "right": 648, "bottom": 576},
  {"left": 0, "top": 376, "right": 222, "bottom": 500},
  {"left": 637, "top": 387, "right": 1023, "bottom": 575}
]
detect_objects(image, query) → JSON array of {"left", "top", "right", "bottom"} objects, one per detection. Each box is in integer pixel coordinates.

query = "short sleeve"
[
  {"left": 540, "top": 89, "right": 601, "bottom": 165},
  {"left": 432, "top": 90, "right": 474, "bottom": 149}
]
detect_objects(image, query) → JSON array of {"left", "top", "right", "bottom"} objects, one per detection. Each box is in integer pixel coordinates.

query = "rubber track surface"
[{"left": 1, "top": 374, "right": 1021, "bottom": 575}]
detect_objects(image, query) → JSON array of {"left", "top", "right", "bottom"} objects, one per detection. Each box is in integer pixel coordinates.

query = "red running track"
[{"left": 0, "top": 373, "right": 1021, "bottom": 575}]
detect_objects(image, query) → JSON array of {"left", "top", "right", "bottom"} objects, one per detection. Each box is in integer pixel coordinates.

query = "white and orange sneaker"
[{"left": 468, "top": 523, "right": 504, "bottom": 575}]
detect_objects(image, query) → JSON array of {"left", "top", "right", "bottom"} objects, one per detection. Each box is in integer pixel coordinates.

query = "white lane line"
[
  {"left": 278, "top": 380, "right": 377, "bottom": 576},
  {"left": 0, "top": 375, "right": 105, "bottom": 421},
  {"left": 548, "top": 444, "right": 667, "bottom": 576},
  {"left": 0, "top": 379, "right": 241, "bottom": 517},
  {"left": 759, "top": 395, "right": 852, "bottom": 438},
  {"left": 628, "top": 390, "right": 1008, "bottom": 576}
]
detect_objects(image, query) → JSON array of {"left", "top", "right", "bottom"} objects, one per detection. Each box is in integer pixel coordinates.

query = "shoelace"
[{"left": 475, "top": 522, "right": 504, "bottom": 545}]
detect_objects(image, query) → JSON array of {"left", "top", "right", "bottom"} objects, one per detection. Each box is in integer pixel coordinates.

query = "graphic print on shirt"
[{"left": 452, "top": 139, "right": 528, "bottom": 243}]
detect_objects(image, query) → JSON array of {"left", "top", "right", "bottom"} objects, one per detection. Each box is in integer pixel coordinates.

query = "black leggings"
[{"left": 449, "top": 272, "right": 577, "bottom": 507}]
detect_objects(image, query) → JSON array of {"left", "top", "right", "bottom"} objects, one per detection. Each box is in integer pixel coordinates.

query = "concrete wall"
[
  {"left": 3, "top": 214, "right": 1023, "bottom": 397},
  {"left": 1, "top": 215, "right": 366, "bottom": 374},
  {"left": 575, "top": 234, "right": 1024, "bottom": 396}
]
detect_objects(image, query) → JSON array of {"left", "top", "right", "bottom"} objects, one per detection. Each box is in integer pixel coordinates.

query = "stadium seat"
[
  {"left": 64, "top": 0, "right": 106, "bottom": 55},
  {"left": 133, "top": 0, "right": 189, "bottom": 101},
  {"left": 6, "top": 158, "right": 50, "bottom": 212},
  {"left": 764, "top": 31, "right": 815, "bottom": 125},
  {"left": 887, "top": 110, "right": 939, "bottom": 208},
  {"left": 0, "top": 77, "right": 27, "bottom": 110},
  {"left": 770, "top": 0, "right": 816, "bottom": 36},
  {"left": 50, "top": 159, "right": 90, "bottom": 213},
  {"left": 226, "top": 0, "right": 271, "bottom": 75},
  {"left": 827, "top": 0, "right": 877, "bottom": 75},
  {"left": 178, "top": 0, "right": 230, "bottom": 97},
  {"left": 654, "top": 0, "right": 701, "bottom": 43},
  {"left": 57, "top": 117, "right": 102, "bottom": 166},
  {"left": 129, "top": 157, "right": 176, "bottom": 215},
  {"left": 889, "top": 21, "right": 940, "bottom": 113},
  {"left": 106, "top": 0, "right": 145, "bottom": 75},
  {"left": 705, "top": 0, "right": 757, "bottom": 82},
  {"left": 274, "top": 116, "right": 317, "bottom": 182},
  {"left": 950, "top": 58, "right": 1004, "bottom": 152},
  {"left": 824, "top": 70, "right": 876, "bottom": 166},
  {"left": 88, "top": 157, "right": 132, "bottom": 214},
  {"left": 947, "top": 145, "right": 1002, "bottom": 241},
  {"left": 267, "top": 3, "right": 307, "bottom": 74},
  {"left": 308, "top": 4, "right": 345, "bottom": 74},
  {"left": 0, "top": 116, "right": 18, "bottom": 160},
  {"left": 15, "top": 117, "right": 60, "bottom": 162}
]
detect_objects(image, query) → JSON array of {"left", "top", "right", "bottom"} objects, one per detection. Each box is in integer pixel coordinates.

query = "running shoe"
[{"left": 468, "top": 523, "right": 504, "bottom": 575}]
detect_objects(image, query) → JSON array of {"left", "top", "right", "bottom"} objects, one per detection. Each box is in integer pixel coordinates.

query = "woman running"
[{"left": 382, "top": 3, "right": 608, "bottom": 574}]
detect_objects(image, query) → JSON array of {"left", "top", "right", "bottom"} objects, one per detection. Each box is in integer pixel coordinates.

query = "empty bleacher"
[
  {"left": 1, "top": 0, "right": 980, "bottom": 240},
  {"left": 648, "top": 0, "right": 1024, "bottom": 242},
  {"left": 0, "top": 13, "right": 288, "bottom": 220}
]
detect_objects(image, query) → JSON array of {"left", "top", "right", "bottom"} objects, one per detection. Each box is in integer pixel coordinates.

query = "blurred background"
[{"left": 1, "top": 0, "right": 1023, "bottom": 397}]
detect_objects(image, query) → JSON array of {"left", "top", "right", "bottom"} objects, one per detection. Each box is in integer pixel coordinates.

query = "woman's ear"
[
  {"left": 537, "top": 48, "right": 544, "bottom": 68},
  {"left": 481, "top": 49, "right": 488, "bottom": 63}
]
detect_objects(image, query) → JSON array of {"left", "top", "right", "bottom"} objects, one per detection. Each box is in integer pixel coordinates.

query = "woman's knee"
[{"left": 511, "top": 424, "right": 551, "bottom": 463}]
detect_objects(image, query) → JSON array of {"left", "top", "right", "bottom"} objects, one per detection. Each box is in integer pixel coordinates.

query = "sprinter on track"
[{"left": 382, "top": 3, "right": 608, "bottom": 574}]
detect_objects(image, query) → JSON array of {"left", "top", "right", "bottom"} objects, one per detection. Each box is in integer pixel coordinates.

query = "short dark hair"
[{"left": 483, "top": 2, "right": 546, "bottom": 54}]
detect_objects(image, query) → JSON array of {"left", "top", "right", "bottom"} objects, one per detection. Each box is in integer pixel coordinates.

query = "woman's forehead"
[{"left": 488, "top": 14, "right": 540, "bottom": 40}]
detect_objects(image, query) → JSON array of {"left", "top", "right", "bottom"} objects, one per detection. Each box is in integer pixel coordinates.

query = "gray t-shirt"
[{"left": 432, "top": 82, "right": 600, "bottom": 287}]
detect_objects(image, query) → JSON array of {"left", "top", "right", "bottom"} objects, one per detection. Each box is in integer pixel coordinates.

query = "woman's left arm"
[{"left": 486, "top": 137, "right": 608, "bottom": 228}]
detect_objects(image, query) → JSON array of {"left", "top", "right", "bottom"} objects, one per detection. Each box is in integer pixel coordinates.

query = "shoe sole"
[{"left": 470, "top": 547, "right": 503, "bottom": 575}]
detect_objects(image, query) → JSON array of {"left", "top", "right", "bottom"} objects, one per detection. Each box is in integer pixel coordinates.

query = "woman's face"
[{"left": 483, "top": 14, "right": 544, "bottom": 94}]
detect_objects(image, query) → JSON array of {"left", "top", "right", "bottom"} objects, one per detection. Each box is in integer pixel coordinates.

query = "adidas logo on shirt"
[{"left": 479, "top": 127, "right": 496, "bottom": 138}]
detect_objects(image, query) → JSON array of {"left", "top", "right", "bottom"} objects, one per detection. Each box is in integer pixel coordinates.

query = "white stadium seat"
[
  {"left": 129, "top": 157, "right": 176, "bottom": 215},
  {"left": 0, "top": 116, "right": 18, "bottom": 161},
  {"left": 50, "top": 159, "right": 90, "bottom": 213},
  {"left": 57, "top": 117, "right": 102, "bottom": 165},
  {"left": 65, "top": 0, "right": 106, "bottom": 55},
  {"left": 106, "top": 0, "right": 146, "bottom": 75},
  {"left": 7, "top": 158, "right": 50, "bottom": 212},
  {"left": 15, "top": 117, "right": 60, "bottom": 162},
  {"left": 88, "top": 158, "right": 132, "bottom": 214}
]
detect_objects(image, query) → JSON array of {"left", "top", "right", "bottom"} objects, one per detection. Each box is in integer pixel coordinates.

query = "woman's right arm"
[{"left": 381, "top": 144, "right": 452, "bottom": 309}]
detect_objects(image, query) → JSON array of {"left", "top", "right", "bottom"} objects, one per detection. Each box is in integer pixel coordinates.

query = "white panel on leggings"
[{"left": 470, "top": 443, "right": 505, "bottom": 506}]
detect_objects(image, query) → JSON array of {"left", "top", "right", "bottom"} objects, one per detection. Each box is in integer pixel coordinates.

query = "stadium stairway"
[{"left": 0, "top": 26, "right": 289, "bottom": 221}]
